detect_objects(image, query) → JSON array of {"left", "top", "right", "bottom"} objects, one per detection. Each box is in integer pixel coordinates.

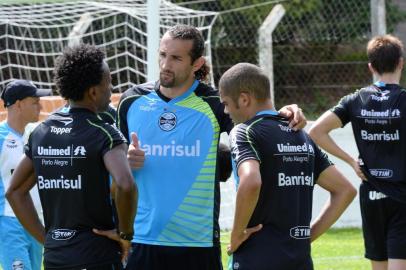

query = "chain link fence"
[{"left": 173, "top": 0, "right": 406, "bottom": 118}]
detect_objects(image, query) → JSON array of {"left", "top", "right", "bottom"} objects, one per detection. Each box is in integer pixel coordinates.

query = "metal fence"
[{"left": 173, "top": 0, "right": 406, "bottom": 118}]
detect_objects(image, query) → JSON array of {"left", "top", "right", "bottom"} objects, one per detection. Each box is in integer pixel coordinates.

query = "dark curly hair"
[{"left": 53, "top": 44, "right": 105, "bottom": 101}]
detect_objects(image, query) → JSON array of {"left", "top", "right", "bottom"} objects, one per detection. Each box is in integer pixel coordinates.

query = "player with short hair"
[
  {"left": 6, "top": 44, "right": 137, "bottom": 270},
  {"left": 0, "top": 79, "right": 50, "bottom": 270},
  {"left": 118, "top": 24, "right": 307, "bottom": 270},
  {"left": 309, "top": 34, "right": 406, "bottom": 270},
  {"left": 220, "top": 63, "right": 356, "bottom": 270}
]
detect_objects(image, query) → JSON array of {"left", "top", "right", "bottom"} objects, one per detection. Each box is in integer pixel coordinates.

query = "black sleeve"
[
  {"left": 116, "top": 91, "right": 135, "bottom": 142},
  {"left": 229, "top": 123, "right": 260, "bottom": 171},
  {"left": 195, "top": 83, "right": 234, "bottom": 134},
  {"left": 313, "top": 142, "right": 333, "bottom": 182},
  {"left": 331, "top": 92, "right": 358, "bottom": 127},
  {"left": 100, "top": 123, "right": 127, "bottom": 156}
]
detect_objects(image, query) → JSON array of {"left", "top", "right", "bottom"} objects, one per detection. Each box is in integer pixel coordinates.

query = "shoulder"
[
  {"left": 194, "top": 82, "right": 220, "bottom": 99},
  {"left": 118, "top": 82, "right": 156, "bottom": 113},
  {"left": 120, "top": 81, "right": 156, "bottom": 101}
]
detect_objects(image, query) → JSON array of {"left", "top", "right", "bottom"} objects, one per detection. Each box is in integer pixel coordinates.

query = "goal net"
[{"left": 0, "top": 0, "right": 218, "bottom": 92}]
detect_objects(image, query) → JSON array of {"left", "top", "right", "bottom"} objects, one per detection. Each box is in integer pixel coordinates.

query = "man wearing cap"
[{"left": 0, "top": 79, "right": 51, "bottom": 270}]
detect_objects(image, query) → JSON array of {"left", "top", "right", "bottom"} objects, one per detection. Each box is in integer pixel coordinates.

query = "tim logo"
[
  {"left": 370, "top": 169, "right": 393, "bottom": 178},
  {"left": 12, "top": 259, "right": 24, "bottom": 270},
  {"left": 51, "top": 229, "right": 76, "bottom": 240},
  {"left": 159, "top": 112, "right": 177, "bottom": 131},
  {"left": 290, "top": 226, "right": 310, "bottom": 239}
]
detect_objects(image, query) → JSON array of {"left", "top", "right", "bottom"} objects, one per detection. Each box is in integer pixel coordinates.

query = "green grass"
[{"left": 220, "top": 228, "right": 370, "bottom": 270}]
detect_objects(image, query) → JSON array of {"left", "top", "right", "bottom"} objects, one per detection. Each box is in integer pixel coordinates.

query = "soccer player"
[
  {"left": 309, "top": 35, "right": 406, "bottom": 270},
  {"left": 6, "top": 44, "right": 137, "bottom": 270},
  {"left": 0, "top": 79, "right": 50, "bottom": 270},
  {"left": 220, "top": 63, "right": 356, "bottom": 270},
  {"left": 118, "top": 24, "right": 307, "bottom": 270}
]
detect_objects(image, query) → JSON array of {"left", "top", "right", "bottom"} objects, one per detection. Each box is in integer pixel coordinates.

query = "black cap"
[{"left": 1, "top": 80, "right": 52, "bottom": 107}]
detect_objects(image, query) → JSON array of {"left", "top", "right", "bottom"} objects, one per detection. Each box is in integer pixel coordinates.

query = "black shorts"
[
  {"left": 45, "top": 262, "right": 123, "bottom": 270},
  {"left": 360, "top": 182, "right": 406, "bottom": 260},
  {"left": 125, "top": 243, "right": 223, "bottom": 270}
]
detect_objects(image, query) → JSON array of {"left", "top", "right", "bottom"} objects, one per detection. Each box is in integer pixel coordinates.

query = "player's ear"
[
  {"left": 86, "top": 86, "right": 97, "bottom": 103},
  {"left": 239, "top": 92, "right": 250, "bottom": 108},
  {"left": 192, "top": 56, "right": 205, "bottom": 72}
]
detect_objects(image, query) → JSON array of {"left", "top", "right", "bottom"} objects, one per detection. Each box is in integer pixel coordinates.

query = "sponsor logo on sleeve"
[{"left": 51, "top": 229, "right": 76, "bottom": 240}]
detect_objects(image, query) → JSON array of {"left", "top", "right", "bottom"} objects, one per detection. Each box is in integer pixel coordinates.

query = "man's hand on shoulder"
[{"left": 278, "top": 104, "right": 307, "bottom": 131}]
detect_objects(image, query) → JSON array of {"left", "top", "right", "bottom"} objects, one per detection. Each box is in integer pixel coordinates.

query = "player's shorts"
[
  {"left": 125, "top": 243, "right": 222, "bottom": 270},
  {"left": 0, "top": 216, "right": 42, "bottom": 270},
  {"left": 360, "top": 182, "right": 406, "bottom": 260},
  {"left": 228, "top": 226, "right": 313, "bottom": 270},
  {"left": 45, "top": 262, "right": 123, "bottom": 270}
]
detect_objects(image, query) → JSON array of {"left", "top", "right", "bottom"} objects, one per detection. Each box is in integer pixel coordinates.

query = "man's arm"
[
  {"left": 309, "top": 111, "right": 365, "bottom": 179},
  {"left": 94, "top": 143, "right": 137, "bottom": 260},
  {"left": 310, "top": 165, "right": 356, "bottom": 242},
  {"left": 228, "top": 160, "right": 263, "bottom": 254},
  {"left": 6, "top": 155, "right": 45, "bottom": 244}
]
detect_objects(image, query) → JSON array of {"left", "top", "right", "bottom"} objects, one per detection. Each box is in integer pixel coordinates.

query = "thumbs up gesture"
[{"left": 127, "top": 132, "right": 145, "bottom": 169}]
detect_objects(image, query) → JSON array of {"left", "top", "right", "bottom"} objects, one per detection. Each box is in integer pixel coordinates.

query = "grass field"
[{"left": 220, "top": 227, "right": 370, "bottom": 270}]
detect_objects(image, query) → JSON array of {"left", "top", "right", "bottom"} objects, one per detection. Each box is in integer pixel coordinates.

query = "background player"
[
  {"left": 0, "top": 80, "right": 50, "bottom": 270},
  {"left": 309, "top": 34, "right": 406, "bottom": 270}
]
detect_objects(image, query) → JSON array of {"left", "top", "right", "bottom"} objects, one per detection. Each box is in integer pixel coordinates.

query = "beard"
[{"left": 160, "top": 71, "right": 175, "bottom": 88}]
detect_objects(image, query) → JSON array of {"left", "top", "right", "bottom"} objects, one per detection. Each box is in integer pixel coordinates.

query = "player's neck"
[
  {"left": 69, "top": 100, "right": 97, "bottom": 113},
  {"left": 248, "top": 101, "right": 275, "bottom": 119},
  {"left": 375, "top": 72, "right": 401, "bottom": 85},
  {"left": 160, "top": 77, "right": 196, "bottom": 99},
  {"left": 6, "top": 113, "right": 26, "bottom": 135}
]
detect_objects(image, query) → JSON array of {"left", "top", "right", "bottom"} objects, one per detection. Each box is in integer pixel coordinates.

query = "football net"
[
  {"left": 0, "top": 0, "right": 237, "bottom": 229},
  {"left": 0, "top": 0, "right": 218, "bottom": 92}
]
